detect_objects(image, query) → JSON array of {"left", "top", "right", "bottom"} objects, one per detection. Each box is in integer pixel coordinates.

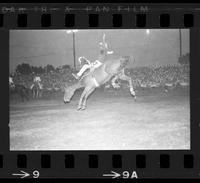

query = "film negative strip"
[{"left": 0, "top": 3, "right": 200, "bottom": 179}]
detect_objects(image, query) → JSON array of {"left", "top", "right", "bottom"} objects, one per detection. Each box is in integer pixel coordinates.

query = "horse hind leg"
[
  {"left": 111, "top": 75, "right": 120, "bottom": 89},
  {"left": 118, "top": 72, "right": 136, "bottom": 99},
  {"left": 40, "top": 90, "right": 43, "bottom": 98},
  {"left": 38, "top": 89, "right": 40, "bottom": 98}
]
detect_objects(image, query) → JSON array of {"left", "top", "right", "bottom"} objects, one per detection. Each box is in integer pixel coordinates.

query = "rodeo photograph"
[{"left": 9, "top": 29, "right": 190, "bottom": 150}]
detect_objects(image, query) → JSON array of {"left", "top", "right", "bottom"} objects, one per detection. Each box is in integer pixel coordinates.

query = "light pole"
[
  {"left": 66, "top": 30, "right": 79, "bottom": 70},
  {"left": 179, "top": 29, "right": 182, "bottom": 57}
]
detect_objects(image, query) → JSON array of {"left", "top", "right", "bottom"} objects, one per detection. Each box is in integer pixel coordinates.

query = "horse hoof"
[
  {"left": 81, "top": 106, "right": 86, "bottom": 110},
  {"left": 77, "top": 106, "right": 82, "bottom": 110},
  {"left": 131, "top": 93, "right": 136, "bottom": 99},
  {"left": 131, "top": 91, "right": 136, "bottom": 96}
]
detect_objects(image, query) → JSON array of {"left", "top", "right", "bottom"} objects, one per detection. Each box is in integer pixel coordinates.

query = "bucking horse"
[{"left": 63, "top": 56, "right": 136, "bottom": 110}]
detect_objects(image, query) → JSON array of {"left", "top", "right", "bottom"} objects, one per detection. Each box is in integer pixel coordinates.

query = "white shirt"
[
  {"left": 34, "top": 76, "right": 41, "bottom": 82},
  {"left": 9, "top": 77, "right": 14, "bottom": 85}
]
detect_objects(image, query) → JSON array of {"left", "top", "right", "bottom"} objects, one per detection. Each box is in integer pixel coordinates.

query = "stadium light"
[
  {"left": 66, "top": 30, "right": 79, "bottom": 70},
  {"left": 66, "top": 29, "right": 79, "bottom": 34}
]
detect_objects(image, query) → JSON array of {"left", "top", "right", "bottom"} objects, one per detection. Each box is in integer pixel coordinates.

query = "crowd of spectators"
[
  {"left": 128, "top": 64, "right": 189, "bottom": 88},
  {"left": 12, "top": 67, "right": 76, "bottom": 91},
  {"left": 11, "top": 64, "right": 189, "bottom": 92}
]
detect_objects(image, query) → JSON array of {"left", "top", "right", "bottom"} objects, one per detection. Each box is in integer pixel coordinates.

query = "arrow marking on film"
[
  {"left": 103, "top": 171, "right": 121, "bottom": 178},
  {"left": 12, "top": 170, "right": 30, "bottom": 178}
]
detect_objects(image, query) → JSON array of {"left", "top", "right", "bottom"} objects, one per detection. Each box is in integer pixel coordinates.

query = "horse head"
[{"left": 63, "top": 84, "right": 75, "bottom": 103}]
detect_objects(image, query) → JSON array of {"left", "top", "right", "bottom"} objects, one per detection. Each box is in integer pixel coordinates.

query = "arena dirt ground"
[{"left": 9, "top": 87, "right": 190, "bottom": 150}]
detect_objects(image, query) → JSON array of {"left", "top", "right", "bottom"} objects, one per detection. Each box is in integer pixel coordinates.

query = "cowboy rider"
[
  {"left": 34, "top": 74, "right": 41, "bottom": 83},
  {"left": 72, "top": 34, "right": 114, "bottom": 80},
  {"left": 30, "top": 73, "right": 43, "bottom": 89}
]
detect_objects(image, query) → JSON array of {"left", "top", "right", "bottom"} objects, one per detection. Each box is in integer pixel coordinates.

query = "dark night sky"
[{"left": 9, "top": 29, "right": 189, "bottom": 72}]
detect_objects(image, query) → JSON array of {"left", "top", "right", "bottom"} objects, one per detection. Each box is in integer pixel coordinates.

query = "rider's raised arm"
[
  {"left": 102, "top": 34, "right": 108, "bottom": 49},
  {"left": 99, "top": 34, "right": 114, "bottom": 57},
  {"left": 103, "top": 34, "right": 105, "bottom": 43}
]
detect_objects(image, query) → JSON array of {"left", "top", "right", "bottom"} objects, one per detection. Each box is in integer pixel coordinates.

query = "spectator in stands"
[{"left": 9, "top": 75, "right": 15, "bottom": 88}]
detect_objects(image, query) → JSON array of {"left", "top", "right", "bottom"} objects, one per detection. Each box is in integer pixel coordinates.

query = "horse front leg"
[
  {"left": 81, "top": 87, "right": 96, "bottom": 110},
  {"left": 118, "top": 72, "right": 136, "bottom": 99},
  {"left": 77, "top": 86, "right": 95, "bottom": 110},
  {"left": 77, "top": 87, "right": 87, "bottom": 110}
]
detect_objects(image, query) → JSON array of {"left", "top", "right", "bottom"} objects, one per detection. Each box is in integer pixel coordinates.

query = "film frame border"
[
  {"left": 0, "top": 3, "right": 200, "bottom": 179},
  {"left": 0, "top": 3, "right": 200, "bottom": 28}
]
